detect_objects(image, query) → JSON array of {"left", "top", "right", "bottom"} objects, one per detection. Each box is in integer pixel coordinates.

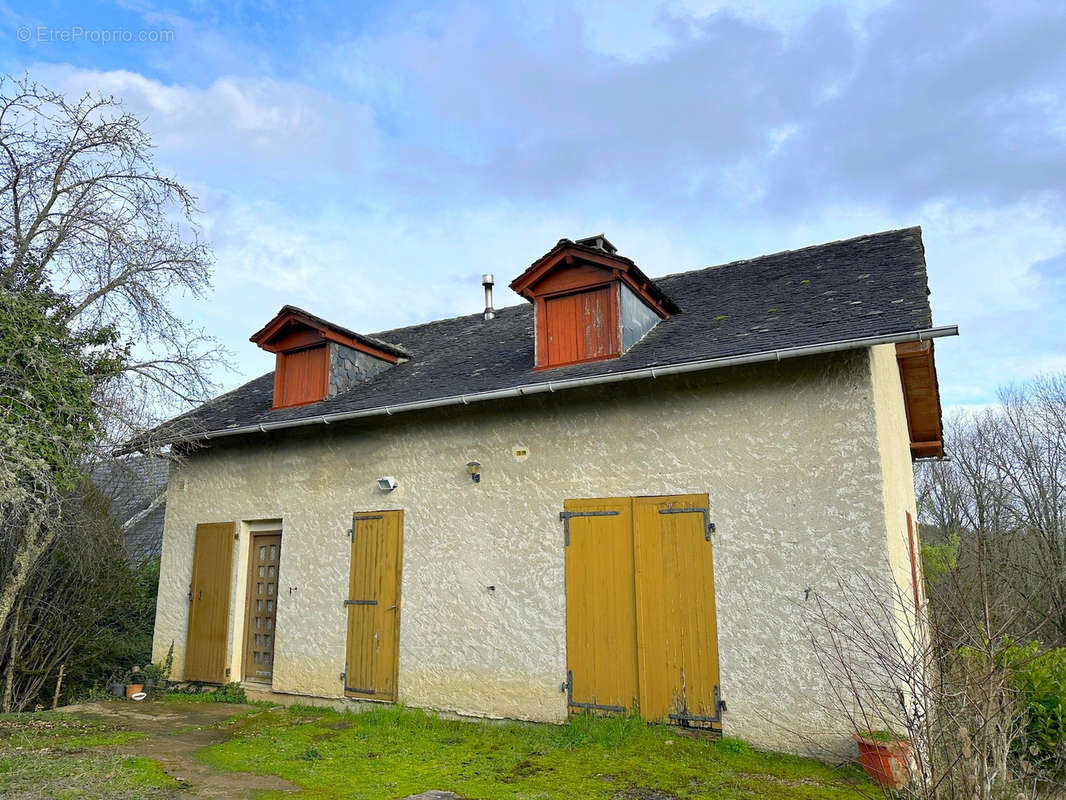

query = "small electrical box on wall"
[{"left": 512, "top": 446, "right": 529, "bottom": 462}]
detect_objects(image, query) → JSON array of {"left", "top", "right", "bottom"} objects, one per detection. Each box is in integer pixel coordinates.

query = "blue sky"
[{"left": 2, "top": 0, "right": 1064, "bottom": 411}]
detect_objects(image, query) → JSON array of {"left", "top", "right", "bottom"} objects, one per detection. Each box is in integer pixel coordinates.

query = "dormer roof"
[
  {"left": 509, "top": 238, "right": 680, "bottom": 318},
  {"left": 250, "top": 305, "right": 409, "bottom": 362}
]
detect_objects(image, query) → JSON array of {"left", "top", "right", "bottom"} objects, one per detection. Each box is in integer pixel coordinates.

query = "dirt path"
[{"left": 62, "top": 701, "right": 298, "bottom": 798}]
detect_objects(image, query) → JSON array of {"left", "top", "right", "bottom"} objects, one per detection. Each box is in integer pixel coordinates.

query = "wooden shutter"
[
  {"left": 543, "top": 286, "right": 618, "bottom": 367},
  {"left": 633, "top": 495, "right": 722, "bottom": 728},
  {"left": 563, "top": 497, "right": 639, "bottom": 713},
  {"left": 345, "top": 510, "right": 403, "bottom": 700},
  {"left": 185, "top": 522, "right": 235, "bottom": 683},
  {"left": 906, "top": 511, "right": 923, "bottom": 613},
  {"left": 273, "top": 344, "right": 329, "bottom": 408}
]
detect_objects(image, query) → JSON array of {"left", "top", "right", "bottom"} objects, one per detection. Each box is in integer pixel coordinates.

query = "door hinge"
[
  {"left": 668, "top": 686, "right": 726, "bottom": 725},
  {"left": 559, "top": 510, "right": 620, "bottom": 546},
  {"left": 659, "top": 506, "right": 715, "bottom": 541},
  {"left": 564, "top": 670, "right": 626, "bottom": 713}
]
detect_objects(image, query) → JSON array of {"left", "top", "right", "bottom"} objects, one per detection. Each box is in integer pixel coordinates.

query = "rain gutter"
[{"left": 175, "top": 325, "right": 959, "bottom": 445}]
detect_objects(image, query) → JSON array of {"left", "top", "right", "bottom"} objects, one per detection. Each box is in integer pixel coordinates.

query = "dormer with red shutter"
[
  {"left": 250, "top": 306, "right": 409, "bottom": 409},
  {"left": 509, "top": 235, "right": 679, "bottom": 369}
]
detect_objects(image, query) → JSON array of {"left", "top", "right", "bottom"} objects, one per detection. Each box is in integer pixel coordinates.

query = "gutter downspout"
[{"left": 169, "top": 325, "right": 959, "bottom": 446}]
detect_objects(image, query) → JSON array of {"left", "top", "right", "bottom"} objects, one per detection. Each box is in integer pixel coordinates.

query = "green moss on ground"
[
  {"left": 0, "top": 713, "right": 144, "bottom": 750},
  {"left": 0, "top": 753, "right": 176, "bottom": 799},
  {"left": 0, "top": 713, "right": 173, "bottom": 799},
  {"left": 200, "top": 704, "right": 872, "bottom": 799}
]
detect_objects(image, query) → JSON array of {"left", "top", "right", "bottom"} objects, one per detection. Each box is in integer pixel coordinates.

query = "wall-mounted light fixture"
[
  {"left": 466, "top": 461, "right": 481, "bottom": 483},
  {"left": 377, "top": 476, "right": 398, "bottom": 492}
]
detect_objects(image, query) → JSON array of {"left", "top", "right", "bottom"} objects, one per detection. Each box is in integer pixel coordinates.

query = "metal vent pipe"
[{"left": 482, "top": 274, "right": 496, "bottom": 320}]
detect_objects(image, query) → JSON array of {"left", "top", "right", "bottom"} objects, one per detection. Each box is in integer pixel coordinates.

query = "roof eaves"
[{"left": 172, "top": 324, "right": 958, "bottom": 447}]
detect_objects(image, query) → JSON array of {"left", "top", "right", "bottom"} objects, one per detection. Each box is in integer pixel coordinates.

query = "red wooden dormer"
[
  {"left": 250, "top": 306, "right": 408, "bottom": 409},
  {"left": 510, "top": 235, "right": 679, "bottom": 369}
]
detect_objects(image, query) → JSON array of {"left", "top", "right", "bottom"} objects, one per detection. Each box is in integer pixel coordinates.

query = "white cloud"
[
  {"left": 13, "top": 0, "right": 1066, "bottom": 403},
  {"left": 28, "top": 64, "right": 379, "bottom": 176}
]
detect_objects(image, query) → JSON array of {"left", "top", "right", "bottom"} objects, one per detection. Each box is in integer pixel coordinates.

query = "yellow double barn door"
[{"left": 564, "top": 494, "right": 722, "bottom": 728}]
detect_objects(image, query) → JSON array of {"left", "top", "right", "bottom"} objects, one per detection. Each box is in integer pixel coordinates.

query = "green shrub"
[
  {"left": 921, "top": 534, "right": 958, "bottom": 593},
  {"left": 1001, "top": 642, "right": 1066, "bottom": 774},
  {"left": 211, "top": 683, "right": 247, "bottom": 704}
]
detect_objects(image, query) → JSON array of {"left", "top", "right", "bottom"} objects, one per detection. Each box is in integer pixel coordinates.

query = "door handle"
[{"left": 386, "top": 605, "right": 398, "bottom": 611}]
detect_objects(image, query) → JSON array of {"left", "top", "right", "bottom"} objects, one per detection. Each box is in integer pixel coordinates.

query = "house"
[{"left": 150, "top": 227, "right": 955, "bottom": 752}]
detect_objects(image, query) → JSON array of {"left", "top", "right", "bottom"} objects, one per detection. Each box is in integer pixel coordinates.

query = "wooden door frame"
[{"left": 241, "top": 529, "right": 283, "bottom": 685}]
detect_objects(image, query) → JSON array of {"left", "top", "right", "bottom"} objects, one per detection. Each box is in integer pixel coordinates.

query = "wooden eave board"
[
  {"left": 251, "top": 307, "right": 402, "bottom": 363},
  {"left": 896, "top": 341, "right": 944, "bottom": 459}
]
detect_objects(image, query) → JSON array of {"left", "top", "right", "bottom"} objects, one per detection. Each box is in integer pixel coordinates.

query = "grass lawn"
[
  {"left": 0, "top": 701, "right": 876, "bottom": 799},
  {"left": 201, "top": 703, "right": 874, "bottom": 799},
  {"left": 0, "top": 713, "right": 176, "bottom": 800}
]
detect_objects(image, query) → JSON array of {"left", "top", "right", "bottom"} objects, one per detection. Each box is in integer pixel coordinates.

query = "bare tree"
[
  {"left": 0, "top": 74, "right": 225, "bottom": 425},
  {"left": 807, "top": 377, "right": 1066, "bottom": 798},
  {"left": 0, "top": 75, "right": 225, "bottom": 699},
  {"left": 917, "top": 378, "right": 1066, "bottom": 645}
]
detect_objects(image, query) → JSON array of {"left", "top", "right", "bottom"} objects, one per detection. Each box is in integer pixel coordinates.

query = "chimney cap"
[
  {"left": 482, "top": 273, "right": 494, "bottom": 286},
  {"left": 574, "top": 233, "right": 617, "bottom": 255}
]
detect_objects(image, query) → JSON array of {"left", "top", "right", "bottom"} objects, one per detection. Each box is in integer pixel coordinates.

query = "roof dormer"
[
  {"left": 250, "top": 306, "right": 408, "bottom": 409},
  {"left": 510, "top": 235, "right": 679, "bottom": 369}
]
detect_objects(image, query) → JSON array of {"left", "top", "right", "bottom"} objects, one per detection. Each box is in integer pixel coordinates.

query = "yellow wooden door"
[
  {"left": 185, "top": 521, "right": 235, "bottom": 683},
  {"left": 345, "top": 510, "right": 403, "bottom": 700},
  {"left": 563, "top": 497, "right": 639, "bottom": 713},
  {"left": 634, "top": 494, "right": 722, "bottom": 728}
]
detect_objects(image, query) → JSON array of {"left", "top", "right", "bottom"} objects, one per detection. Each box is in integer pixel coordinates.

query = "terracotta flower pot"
[
  {"left": 855, "top": 734, "right": 910, "bottom": 788},
  {"left": 125, "top": 683, "right": 144, "bottom": 699}
]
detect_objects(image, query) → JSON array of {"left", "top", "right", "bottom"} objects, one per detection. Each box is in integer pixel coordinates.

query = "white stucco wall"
[
  {"left": 154, "top": 349, "right": 912, "bottom": 752},
  {"left": 870, "top": 343, "right": 924, "bottom": 631}
]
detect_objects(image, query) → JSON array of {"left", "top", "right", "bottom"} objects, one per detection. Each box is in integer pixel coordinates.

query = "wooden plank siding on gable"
[
  {"left": 543, "top": 286, "right": 619, "bottom": 368},
  {"left": 273, "top": 344, "right": 329, "bottom": 408}
]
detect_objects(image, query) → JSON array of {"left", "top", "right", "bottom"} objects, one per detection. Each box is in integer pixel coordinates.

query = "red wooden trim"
[
  {"left": 906, "top": 511, "right": 921, "bottom": 613},
  {"left": 252, "top": 308, "right": 401, "bottom": 364},
  {"left": 319, "top": 329, "right": 400, "bottom": 364},
  {"left": 510, "top": 242, "right": 677, "bottom": 317}
]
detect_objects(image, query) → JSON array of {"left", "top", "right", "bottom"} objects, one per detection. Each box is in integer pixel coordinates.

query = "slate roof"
[
  {"left": 165, "top": 227, "right": 935, "bottom": 439},
  {"left": 91, "top": 456, "right": 168, "bottom": 562}
]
